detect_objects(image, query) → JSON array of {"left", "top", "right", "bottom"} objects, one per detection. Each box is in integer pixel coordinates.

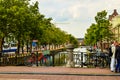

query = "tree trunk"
[
  {"left": 0, "top": 38, "right": 4, "bottom": 57},
  {"left": 0, "top": 38, "right": 4, "bottom": 66},
  {"left": 21, "top": 40, "right": 24, "bottom": 54},
  {"left": 26, "top": 40, "right": 29, "bottom": 53},
  {"left": 30, "top": 40, "right": 32, "bottom": 53},
  {"left": 100, "top": 40, "right": 103, "bottom": 52},
  {"left": 17, "top": 40, "right": 20, "bottom": 54}
]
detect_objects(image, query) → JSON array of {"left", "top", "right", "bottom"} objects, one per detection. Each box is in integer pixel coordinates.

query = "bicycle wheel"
[{"left": 24, "top": 56, "right": 33, "bottom": 66}]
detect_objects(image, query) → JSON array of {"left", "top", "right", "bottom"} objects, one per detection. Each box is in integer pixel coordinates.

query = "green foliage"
[
  {"left": 85, "top": 10, "right": 113, "bottom": 46},
  {"left": 68, "top": 34, "right": 79, "bottom": 47},
  {"left": 0, "top": 0, "right": 77, "bottom": 53}
]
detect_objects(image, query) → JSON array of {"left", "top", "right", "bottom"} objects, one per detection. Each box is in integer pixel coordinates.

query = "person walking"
[
  {"left": 115, "top": 43, "right": 120, "bottom": 73},
  {"left": 110, "top": 41, "right": 117, "bottom": 72}
]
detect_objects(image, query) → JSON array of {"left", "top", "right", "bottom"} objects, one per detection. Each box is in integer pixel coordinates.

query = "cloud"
[{"left": 30, "top": 0, "right": 120, "bottom": 38}]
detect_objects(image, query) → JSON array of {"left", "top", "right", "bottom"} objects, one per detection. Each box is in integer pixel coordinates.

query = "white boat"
[{"left": 2, "top": 42, "right": 17, "bottom": 53}]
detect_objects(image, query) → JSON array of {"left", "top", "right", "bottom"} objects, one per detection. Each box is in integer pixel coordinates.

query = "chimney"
[
  {"left": 109, "top": 9, "right": 119, "bottom": 21},
  {"left": 112, "top": 9, "right": 118, "bottom": 16}
]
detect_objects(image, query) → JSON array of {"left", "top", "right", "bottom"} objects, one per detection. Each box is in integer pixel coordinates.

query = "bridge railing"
[
  {"left": 73, "top": 51, "right": 110, "bottom": 68},
  {"left": 0, "top": 49, "right": 67, "bottom": 66},
  {"left": 0, "top": 49, "right": 110, "bottom": 68}
]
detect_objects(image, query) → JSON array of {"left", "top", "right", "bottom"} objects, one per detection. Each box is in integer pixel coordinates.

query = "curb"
[{"left": 0, "top": 72, "right": 120, "bottom": 76}]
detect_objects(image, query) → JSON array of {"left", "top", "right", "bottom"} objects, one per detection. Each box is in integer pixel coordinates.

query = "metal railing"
[
  {"left": 0, "top": 51, "right": 110, "bottom": 68},
  {"left": 0, "top": 51, "right": 67, "bottom": 66},
  {"left": 73, "top": 51, "right": 110, "bottom": 68}
]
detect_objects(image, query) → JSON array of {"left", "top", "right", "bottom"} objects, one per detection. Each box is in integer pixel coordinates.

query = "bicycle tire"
[{"left": 24, "top": 56, "right": 33, "bottom": 66}]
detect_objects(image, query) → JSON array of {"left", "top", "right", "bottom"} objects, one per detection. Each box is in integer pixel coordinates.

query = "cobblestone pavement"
[{"left": 0, "top": 66, "right": 120, "bottom": 80}]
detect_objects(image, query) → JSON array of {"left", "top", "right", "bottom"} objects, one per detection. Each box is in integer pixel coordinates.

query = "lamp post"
[{"left": 65, "top": 44, "right": 75, "bottom": 68}]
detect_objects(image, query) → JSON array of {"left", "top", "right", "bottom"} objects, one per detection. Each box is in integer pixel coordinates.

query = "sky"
[{"left": 31, "top": 0, "right": 120, "bottom": 38}]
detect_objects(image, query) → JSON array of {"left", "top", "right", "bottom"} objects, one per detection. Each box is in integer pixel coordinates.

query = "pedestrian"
[
  {"left": 108, "top": 42, "right": 113, "bottom": 57},
  {"left": 110, "top": 41, "right": 117, "bottom": 72},
  {"left": 115, "top": 43, "right": 120, "bottom": 73}
]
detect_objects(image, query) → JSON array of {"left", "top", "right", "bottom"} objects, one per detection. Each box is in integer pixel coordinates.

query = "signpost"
[
  {"left": 32, "top": 40, "right": 38, "bottom": 52},
  {"left": 32, "top": 40, "right": 38, "bottom": 66}
]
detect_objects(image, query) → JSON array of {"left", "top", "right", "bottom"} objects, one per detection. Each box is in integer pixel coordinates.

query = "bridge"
[
  {"left": 0, "top": 45, "right": 66, "bottom": 66},
  {"left": 0, "top": 45, "right": 110, "bottom": 69}
]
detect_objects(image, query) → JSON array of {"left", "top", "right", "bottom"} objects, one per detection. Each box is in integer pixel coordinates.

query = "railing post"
[
  {"left": 59, "top": 52, "right": 60, "bottom": 65},
  {"left": 52, "top": 51, "right": 55, "bottom": 67},
  {"left": 0, "top": 51, "right": 2, "bottom": 66},
  {"left": 95, "top": 54, "right": 98, "bottom": 67},
  {"left": 15, "top": 51, "right": 18, "bottom": 65},
  {"left": 36, "top": 51, "right": 38, "bottom": 67},
  {"left": 81, "top": 52, "right": 83, "bottom": 68}
]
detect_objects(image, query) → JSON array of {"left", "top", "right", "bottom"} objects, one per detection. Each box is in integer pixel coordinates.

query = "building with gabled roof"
[
  {"left": 109, "top": 9, "right": 118, "bottom": 21},
  {"left": 109, "top": 9, "right": 120, "bottom": 41}
]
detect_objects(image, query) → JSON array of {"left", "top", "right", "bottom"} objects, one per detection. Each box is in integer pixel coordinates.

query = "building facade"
[{"left": 109, "top": 9, "right": 120, "bottom": 42}]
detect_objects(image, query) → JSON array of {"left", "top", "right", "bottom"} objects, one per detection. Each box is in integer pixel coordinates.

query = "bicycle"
[{"left": 24, "top": 52, "right": 44, "bottom": 66}]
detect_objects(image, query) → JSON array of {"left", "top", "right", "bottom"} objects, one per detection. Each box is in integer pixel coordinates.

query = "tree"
[
  {"left": 0, "top": 0, "right": 77, "bottom": 56},
  {"left": 0, "top": 0, "right": 41, "bottom": 53},
  {"left": 85, "top": 10, "right": 113, "bottom": 51},
  {"left": 85, "top": 23, "right": 98, "bottom": 45},
  {"left": 67, "top": 34, "right": 79, "bottom": 48},
  {"left": 0, "top": 0, "right": 30, "bottom": 55}
]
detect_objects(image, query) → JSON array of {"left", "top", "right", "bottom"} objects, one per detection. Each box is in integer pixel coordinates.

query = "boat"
[{"left": 2, "top": 42, "right": 17, "bottom": 53}]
